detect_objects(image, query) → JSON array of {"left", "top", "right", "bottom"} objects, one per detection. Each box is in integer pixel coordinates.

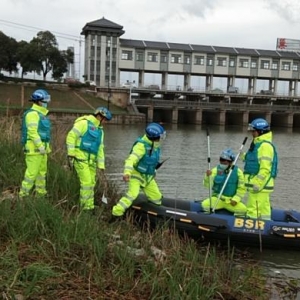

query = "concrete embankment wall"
[{"left": 1, "top": 108, "right": 146, "bottom": 125}]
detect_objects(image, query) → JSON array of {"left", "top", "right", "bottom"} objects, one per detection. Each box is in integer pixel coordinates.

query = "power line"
[
  {"left": 0, "top": 18, "right": 84, "bottom": 80},
  {"left": 0, "top": 19, "right": 84, "bottom": 42}
]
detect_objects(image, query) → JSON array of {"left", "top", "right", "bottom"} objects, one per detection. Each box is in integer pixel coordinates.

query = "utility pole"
[
  {"left": 129, "top": 80, "right": 136, "bottom": 104},
  {"left": 108, "top": 36, "right": 112, "bottom": 110},
  {"left": 78, "top": 39, "right": 82, "bottom": 81}
]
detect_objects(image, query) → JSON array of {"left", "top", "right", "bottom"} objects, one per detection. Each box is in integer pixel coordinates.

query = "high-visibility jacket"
[
  {"left": 66, "top": 115, "right": 105, "bottom": 169},
  {"left": 244, "top": 131, "right": 276, "bottom": 193},
  {"left": 203, "top": 165, "right": 246, "bottom": 203},
  {"left": 131, "top": 137, "right": 160, "bottom": 175},
  {"left": 21, "top": 103, "right": 51, "bottom": 155},
  {"left": 212, "top": 166, "right": 238, "bottom": 197},
  {"left": 124, "top": 135, "right": 161, "bottom": 181}
]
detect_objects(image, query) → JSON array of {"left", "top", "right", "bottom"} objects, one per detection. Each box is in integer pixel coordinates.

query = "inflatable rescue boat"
[{"left": 130, "top": 195, "right": 300, "bottom": 250}]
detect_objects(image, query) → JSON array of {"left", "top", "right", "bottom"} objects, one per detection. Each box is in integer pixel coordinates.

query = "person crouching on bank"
[{"left": 111, "top": 123, "right": 166, "bottom": 221}]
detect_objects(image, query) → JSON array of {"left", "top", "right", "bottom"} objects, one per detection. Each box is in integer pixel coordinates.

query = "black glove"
[{"left": 67, "top": 156, "right": 75, "bottom": 171}]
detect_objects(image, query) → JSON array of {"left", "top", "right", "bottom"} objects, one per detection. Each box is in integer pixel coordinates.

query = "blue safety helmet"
[
  {"left": 30, "top": 89, "right": 51, "bottom": 103},
  {"left": 145, "top": 123, "right": 166, "bottom": 140},
  {"left": 94, "top": 106, "right": 112, "bottom": 121},
  {"left": 248, "top": 118, "right": 270, "bottom": 132},
  {"left": 220, "top": 148, "right": 235, "bottom": 162}
]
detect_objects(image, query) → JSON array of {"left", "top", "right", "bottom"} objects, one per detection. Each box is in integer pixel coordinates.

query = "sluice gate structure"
[{"left": 135, "top": 99, "right": 300, "bottom": 128}]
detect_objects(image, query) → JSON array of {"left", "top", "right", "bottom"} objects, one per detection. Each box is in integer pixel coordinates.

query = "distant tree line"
[{"left": 0, "top": 30, "right": 74, "bottom": 81}]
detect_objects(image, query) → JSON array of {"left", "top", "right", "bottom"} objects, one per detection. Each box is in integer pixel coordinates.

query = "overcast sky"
[{"left": 1, "top": 0, "right": 300, "bottom": 90}]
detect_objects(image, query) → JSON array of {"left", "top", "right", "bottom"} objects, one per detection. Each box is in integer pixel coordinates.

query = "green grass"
[
  {"left": 0, "top": 117, "right": 290, "bottom": 299},
  {"left": 0, "top": 82, "right": 127, "bottom": 115}
]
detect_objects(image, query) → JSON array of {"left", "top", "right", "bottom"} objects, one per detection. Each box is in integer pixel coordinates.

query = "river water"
[{"left": 104, "top": 123, "right": 300, "bottom": 281}]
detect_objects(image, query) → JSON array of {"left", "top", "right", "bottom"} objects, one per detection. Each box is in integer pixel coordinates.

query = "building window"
[
  {"left": 90, "top": 46, "right": 95, "bottom": 57},
  {"left": 97, "top": 47, "right": 101, "bottom": 58},
  {"left": 271, "top": 62, "right": 278, "bottom": 70},
  {"left": 136, "top": 53, "right": 144, "bottom": 61},
  {"left": 147, "top": 52, "right": 158, "bottom": 62},
  {"left": 107, "top": 38, "right": 111, "bottom": 47},
  {"left": 91, "top": 35, "right": 95, "bottom": 46},
  {"left": 293, "top": 63, "right": 299, "bottom": 71},
  {"left": 121, "top": 50, "right": 133, "bottom": 60},
  {"left": 229, "top": 59, "right": 235, "bottom": 67},
  {"left": 217, "top": 57, "right": 227, "bottom": 67},
  {"left": 184, "top": 56, "right": 190, "bottom": 64},
  {"left": 97, "top": 35, "right": 101, "bottom": 46},
  {"left": 112, "top": 49, "right": 117, "bottom": 60},
  {"left": 207, "top": 58, "right": 213, "bottom": 66},
  {"left": 251, "top": 60, "right": 257, "bottom": 68},
  {"left": 171, "top": 54, "right": 182, "bottom": 64},
  {"left": 96, "top": 61, "right": 100, "bottom": 71},
  {"left": 282, "top": 61, "right": 291, "bottom": 71},
  {"left": 90, "top": 60, "right": 95, "bottom": 72},
  {"left": 194, "top": 56, "right": 204, "bottom": 65},
  {"left": 261, "top": 60, "right": 270, "bottom": 69},
  {"left": 161, "top": 54, "right": 168, "bottom": 63},
  {"left": 239, "top": 59, "right": 249, "bottom": 68}
]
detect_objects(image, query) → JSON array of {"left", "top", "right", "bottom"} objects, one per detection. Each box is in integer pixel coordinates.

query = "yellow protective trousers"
[
  {"left": 74, "top": 159, "right": 96, "bottom": 211},
  {"left": 112, "top": 175, "right": 162, "bottom": 217},
  {"left": 19, "top": 154, "right": 48, "bottom": 197},
  {"left": 201, "top": 196, "right": 247, "bottom": 215},
  {"left": 246, "top": 191, "right": 271, "bottom": 220}
]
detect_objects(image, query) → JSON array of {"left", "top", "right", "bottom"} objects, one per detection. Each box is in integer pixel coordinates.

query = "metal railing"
[{"left": 134, "top": 100, "right": 300, "bottom": 112}]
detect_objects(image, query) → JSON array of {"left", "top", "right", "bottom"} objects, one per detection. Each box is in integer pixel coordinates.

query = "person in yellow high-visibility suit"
[
  {"left": 201, "top": 148, "right": 247, "bottom": 215},
  {"left": 244, "top": 118, "right": 278, "bottom": 220},
  {"left": 19, "top": 89, "right": 52, "bottom": 198},
  {"left": 66, "top": 107, "right": 112, "bottom": 212},
  {"left": 111, "top": 123, "right": 166, "bottom": 221}
]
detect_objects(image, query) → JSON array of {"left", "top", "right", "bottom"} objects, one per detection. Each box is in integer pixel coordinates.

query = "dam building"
[{"left": 81, "top": 17, "right": 300, "bottom": 127}]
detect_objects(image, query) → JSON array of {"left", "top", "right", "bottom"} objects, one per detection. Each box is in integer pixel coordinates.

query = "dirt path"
[{"left": 73, "top": 91, "right": 95, "bottom": 110}]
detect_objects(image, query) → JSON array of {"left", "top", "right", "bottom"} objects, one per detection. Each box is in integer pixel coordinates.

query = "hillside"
[{"left": 0, "top": 82, "right": 127, "bottom": 115}]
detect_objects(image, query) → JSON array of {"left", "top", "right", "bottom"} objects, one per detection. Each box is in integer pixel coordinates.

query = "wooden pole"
[
  {"left": 21, "top": 85, "right": 24, "bottom": 108},
  {"left": 6, "top": 98, "right": 10, "bottom": 117}
]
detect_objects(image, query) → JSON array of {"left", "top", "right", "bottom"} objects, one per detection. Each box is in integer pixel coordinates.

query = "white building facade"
[{"left": 81, "top": 18, "right": 300, "bottom": 95}]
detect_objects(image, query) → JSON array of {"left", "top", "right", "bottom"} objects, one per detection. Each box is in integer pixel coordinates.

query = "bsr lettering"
[{"left": 234, "top": 218, "right": 265, "bottom": 230}]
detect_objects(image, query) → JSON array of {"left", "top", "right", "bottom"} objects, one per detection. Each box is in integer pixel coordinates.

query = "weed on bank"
[{"left": 0, "top": 117, "right": 272, "bottom": 299}]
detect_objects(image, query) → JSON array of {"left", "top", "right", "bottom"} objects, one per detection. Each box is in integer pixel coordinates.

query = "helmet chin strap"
[{"left": 96, "top": 114, "right": 104, "bottom": 125}]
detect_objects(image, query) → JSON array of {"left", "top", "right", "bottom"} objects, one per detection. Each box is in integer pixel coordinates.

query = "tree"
[
  {"left": 0, "top": 31, "right": 18, "bottom": 73},
  {"left": 17, "top": 40, "right": 40, "bottom": 78},
  {"left": 29, "top": 31, "right": 74, "bottom": 81},
  {"left": 30, "top": 30, "right": 58, "bottom": 80},
  {"left": 52, "top": 48, "right": 74, "bottom": 81},
  {"left": 1, "top": 30, "right": 75, "bottom": 81}
]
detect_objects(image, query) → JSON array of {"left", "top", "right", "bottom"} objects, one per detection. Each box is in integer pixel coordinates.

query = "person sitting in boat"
[
  {"left": 201, "top": 148, "right": 247, "bottom": 215},
  {"left": 244, "top": 118, "right": 278, "bottom": 220},
  {"left": 110, "top": 123, "right": 166, "bottom": 222}
]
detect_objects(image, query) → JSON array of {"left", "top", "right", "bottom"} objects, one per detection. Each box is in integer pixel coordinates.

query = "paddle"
[{"left": 211, "top": 137, "right": 248, "bottom": 213}]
